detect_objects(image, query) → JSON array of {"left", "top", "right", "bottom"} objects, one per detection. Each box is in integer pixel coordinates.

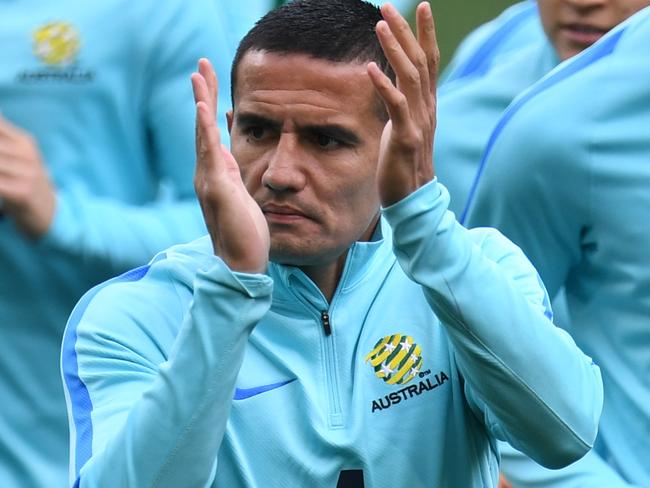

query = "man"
[
  {"left": 437, "top": 0, "right": 650, "bottom": 223},
  {"left": 62, "top": 2, "right": 602, "bottom": 486},
  {"left": 467, "top": 5, "right": 650, "bottom": 487},
  {"left": 437, "top": 4, "right": 650, "bottom": 484},
  {"left": 0, "top": 1, "right": 230, "bottom": 486}
]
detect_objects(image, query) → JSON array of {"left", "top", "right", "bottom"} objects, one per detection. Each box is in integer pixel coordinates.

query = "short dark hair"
[{"left": 230, "top": 0, "right": 395, "bottom": 119}]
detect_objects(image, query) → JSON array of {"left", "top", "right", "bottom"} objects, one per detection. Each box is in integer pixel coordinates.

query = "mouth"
[
  {"left": 261, "top": 203, "right": 311, "bottom": 224},
  {"left": 561, "top": 23, "right": 609, "bottom": 47}
]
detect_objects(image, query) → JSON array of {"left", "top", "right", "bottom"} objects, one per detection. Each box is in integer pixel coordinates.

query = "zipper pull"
[{"left": 320, "top": 310, "right": 332, "bottom": 336}]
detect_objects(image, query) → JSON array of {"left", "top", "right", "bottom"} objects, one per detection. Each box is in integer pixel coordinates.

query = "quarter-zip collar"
[{"left": 268, "top": 218, "right": 395, "bottom": 308}]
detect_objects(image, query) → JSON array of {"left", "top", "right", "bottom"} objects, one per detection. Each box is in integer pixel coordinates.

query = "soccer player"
[
  {"left": 467, "top": 5, "right": 650, "bottom": 487},
  {"left": 62, "top": 2, "right": 602, "bottom": 486},
  {"left": 0, "top": 1, "right": 230, "bottom": 486}
]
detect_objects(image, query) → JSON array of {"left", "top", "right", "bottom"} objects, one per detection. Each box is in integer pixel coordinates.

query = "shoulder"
[
  {"left": 126, "top": 0, "right": 225, "bottom": 61},
  {"left": 577, "top": 9, "right": 650, "bottom": 111},
  {"left": 613, "top": 6, "right": 650, "bottom": 56},
  {"left": 443, "top": 1, "right": 545, "bottom": 84},
  {"left": 486, "top": 10, "right": 650, "bottom": 167},
  {"left": 129, "top": 0, "right": 220, "bottom": 26},
  {"left": 99, "top": 234, "right": 213, "bottom": 301},
  {"left": 507, "top": 10, "right": 650, "bottom": 113},
  {"left": 65, "top": 235, "right": 215, "bottom": 354}
]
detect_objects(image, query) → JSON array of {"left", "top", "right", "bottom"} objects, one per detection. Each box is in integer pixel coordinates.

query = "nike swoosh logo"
[{"left": 233, "top": 378, "right": 297, "bottom": 400}]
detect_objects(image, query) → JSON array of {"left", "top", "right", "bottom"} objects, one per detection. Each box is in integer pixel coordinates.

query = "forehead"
[{"left": 233, "top": 51, "right": 379, "bottom": 123}]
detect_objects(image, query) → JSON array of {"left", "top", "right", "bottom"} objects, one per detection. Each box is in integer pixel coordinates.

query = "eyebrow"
[
  {"left": 235, "top": 112, "right": 361, "bottom": 146},
  {"left": 235, "top": 113, "right": 281, "bottom": 131},
  {"left": 302, "top": 124, "right": 360, "bottom": 146}
]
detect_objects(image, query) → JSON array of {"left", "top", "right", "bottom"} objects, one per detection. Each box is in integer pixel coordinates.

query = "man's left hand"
[
  {"left": 0, "top": 115, "right": 56, "bottom": 237},
  {"left": 368, "top": 2, "right": 439, "bottom": 207}
]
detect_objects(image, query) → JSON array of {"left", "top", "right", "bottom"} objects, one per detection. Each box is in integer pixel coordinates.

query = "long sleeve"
[
  {"left": 499, "top": 441, "right": 642, "bottom": 488},
  {"left": 38, "top": 0, "right": 233, "bottom": 271},
  {"left": 62, "top": 251, "right": 273, "bottom": 487},
  {"left": 464, "top": 17, "right": 650, "bottom": 483},
  {"left": 382, "top": 179, "right": 603, "bottom": 469}
]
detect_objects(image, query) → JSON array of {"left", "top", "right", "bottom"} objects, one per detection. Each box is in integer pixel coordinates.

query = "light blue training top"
[
  {"left": 62, "top": 180, "right": 602, "bottom": 487},
  {"left": 436, "top": 1, "right": 556, "bottom": 218},
  {"left": 467, "top": 8, "right": 650, "bottom": 486}
]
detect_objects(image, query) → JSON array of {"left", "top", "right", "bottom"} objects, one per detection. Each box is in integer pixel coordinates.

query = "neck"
[
  {"left": 294, "top": 213, "right": 381, "bottom": 302},
  {"left": 299, "top": 252, "right": 348, "bottom": 302}
]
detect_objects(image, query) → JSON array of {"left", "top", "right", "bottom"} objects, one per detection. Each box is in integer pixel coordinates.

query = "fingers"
[
  {"left": 194, "top": 100, "right": 221, "bottom": 171},
  {"left": 0, "top": 145, "right": 17, "bottom": 159},
  {"left": 0, "top": 159, "right": 21, "bottom": 177},
  {"left": 378, "top": 3, "right": 438, "bottom": 107},
  {"left": 198, "top": 58, "right": 218, "bottom": 118},
  {"left": 367, "top": 62, "right": 410, "bottom": 131},
  {"left": 0, "top": 121, "right": 9, "bottom": 140},
  {"left": 0, "top": 115, "right": 20, "bottom": 142},
  {"left": 415, "top": 2, "right": 439, "bottom": 93},
  {"left": 191, "top": 58, "right": 218, "bottom": 120},
  {"left": 191, "top": 66, "right": 221, "bottom": 152},
  {"left": 375, "top": 19, "right": 423, "bottom": 108},
  {"left": 192, "top": 68, "right": 223, "bottom": 190},
  {"left": 379, "top": 3, "right": 430, "bottom": 103}
]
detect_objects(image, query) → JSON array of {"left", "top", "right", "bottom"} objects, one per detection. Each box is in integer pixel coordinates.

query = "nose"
[{"left": 261, "top": 133, "right": 307, "bottom": 193}]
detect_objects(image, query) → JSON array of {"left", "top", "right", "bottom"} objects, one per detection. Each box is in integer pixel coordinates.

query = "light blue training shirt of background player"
[
  {"left": 62, "top": 179, "right": 602, "bottom": 487},
  {"left": 467, "top": 8, "right": 650, "bottom": 486},
  {"left": 441, "top": 1, "right": 544, "bottom": 86},
  {"left": 0, "top": 1, "right": 231, "bottom": 486},
  {"left": 435, "top": 0, "right": 553, "bottom": 218},
  {"left": 436, "top": 3, "right": 640, "bottom": 485}
]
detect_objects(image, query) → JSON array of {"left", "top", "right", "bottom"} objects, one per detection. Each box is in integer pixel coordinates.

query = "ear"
[{"left": 226, "top": 110, "right": 234, "bottom": 134}]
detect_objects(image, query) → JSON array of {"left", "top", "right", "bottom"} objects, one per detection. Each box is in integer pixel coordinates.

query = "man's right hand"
[{"left": 191, "top": 58, "right": 270, "bottom": 273}]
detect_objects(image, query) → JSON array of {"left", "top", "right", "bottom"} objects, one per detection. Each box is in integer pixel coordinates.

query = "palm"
[
  {"left": 368, "top": 3, "right": 438, "bottom": 207},
  {"left": 192, "top": 59, "right": 270, "bottom": 273}
]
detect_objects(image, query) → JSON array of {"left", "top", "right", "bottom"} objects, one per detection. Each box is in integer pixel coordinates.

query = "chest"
[{"left": 217, "top": 277, "right": 492, "bottom": 487}]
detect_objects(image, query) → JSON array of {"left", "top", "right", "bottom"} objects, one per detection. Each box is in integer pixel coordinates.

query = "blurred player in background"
[
  {"left": 461, "top": 2, "right": 650, "bottom": 486},
  {"left": 436, "top": 0, "right": 545, "bottom": 218},
  {"left": 0, "top": 1, "right": 232, "bottom": 486}
]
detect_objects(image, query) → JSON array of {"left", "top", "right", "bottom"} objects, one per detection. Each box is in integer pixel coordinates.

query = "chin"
[
  {"left": 270, "top": 250, "right": 320, "bottom": 267},
  {"left": 269, "top": 242, "right": 343, "bottom": 268},
  {"left": 270, "top": 243, "right": 310, "bottom": 265}
]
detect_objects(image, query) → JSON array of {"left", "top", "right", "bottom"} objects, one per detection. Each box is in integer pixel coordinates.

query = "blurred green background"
[{"left": 421, "top": 1, "right": 519, "bottom": 69}]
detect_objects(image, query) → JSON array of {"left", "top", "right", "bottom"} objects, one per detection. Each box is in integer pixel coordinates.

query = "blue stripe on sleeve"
[
  {"left": 62, "top": 262, "right": 155, "bottom": 481},
  {"left": 460, "top": 28, "right": 626, "bottom": 225},
  {"left": 447, "top": 1, "right": 537, "bottom": 83},
  {"left": 536, "top": 273, "right": 554, "bottom": 321}
]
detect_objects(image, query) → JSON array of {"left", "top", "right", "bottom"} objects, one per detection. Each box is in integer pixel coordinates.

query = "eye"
[
  {"left": 315, "top": 133, "right": 341, "bottom": 150},
  {"left": 248, "top": 126, "right": 266, "bottom": 140}
]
